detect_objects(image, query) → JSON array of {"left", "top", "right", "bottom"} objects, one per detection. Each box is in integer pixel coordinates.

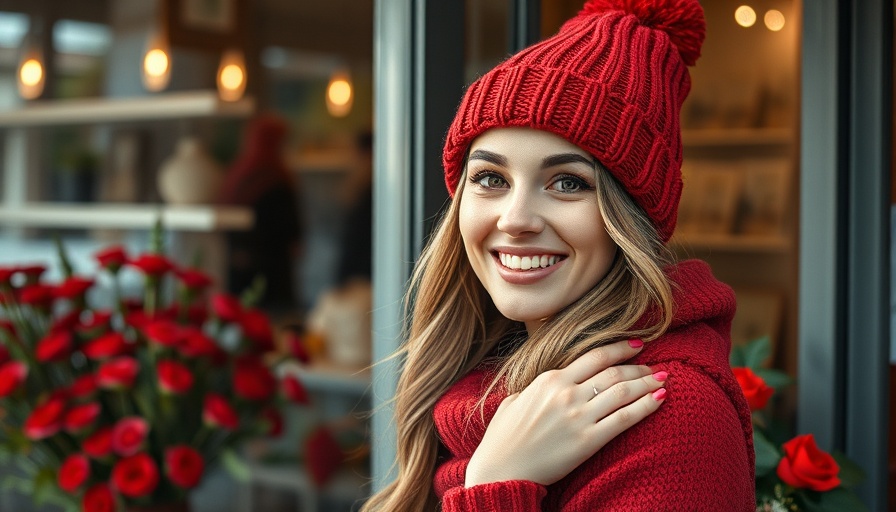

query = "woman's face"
[{"left": 459, "top": 127, "right": 618, "bottom": 333}]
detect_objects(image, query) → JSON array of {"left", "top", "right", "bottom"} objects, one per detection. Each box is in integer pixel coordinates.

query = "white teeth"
[{"left": 498, "top": 252, "right": 560, "bottom": 270}]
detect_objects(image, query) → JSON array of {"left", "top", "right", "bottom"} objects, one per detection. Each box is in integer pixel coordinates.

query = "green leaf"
[
  {"left": 754, "top": 367, "right": 793, "bottom": 390},
  {"left": 754, "top": 428, "right": 781, "bottom": 477},
  {"left": 812, "top": 487, "right": 869, "bottom": 512},
  {"left": 221, "top": 448, "right": 251, "bottom": 482},
  {"left": 741, "top": 335, "right": 772, "bottom": 368},
  {"left": 33, "top": 467, "right": 56, "bottom": 505},
  {"left": 832, "top": 451, "right": 866, "bottom": 488}
]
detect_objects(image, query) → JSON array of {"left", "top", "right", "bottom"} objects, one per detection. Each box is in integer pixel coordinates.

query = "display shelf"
[
  {"left": 0, "top": 90, "right": 254, "bottom": 127},
  {"left": 670, "top": 232, "right": 791, "bottom": 254},
  {"left": 0, "top": 203, "right": 253, "bottom": 231},
  {"left": 682, "top": 127, "right": 793, "bottom": 148},
  {"left": 279, "top": 359, "right": 370, "bottom": 397}
]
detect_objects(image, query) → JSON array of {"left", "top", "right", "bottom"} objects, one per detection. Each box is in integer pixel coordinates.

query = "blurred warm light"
[
  {"left": 17, "top": 49, "right": 44, "bottom": 100},
  {"left": 326, "top": 71, "right": 353, "bottom": 117},
  {"left": 217, "top": 49, "right": 247, "bottom": 102},
  {"left": 764, "top": 9, "right": 785, "bottom": 31},
  {"left": 734, "top": 5, "right": 757, "bottom": 27},
  {"left": 142, "top": 32, "right": 170, "bottom": 92}
]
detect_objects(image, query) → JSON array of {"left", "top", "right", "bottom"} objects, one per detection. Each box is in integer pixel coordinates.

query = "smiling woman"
[{"left": 362, "top": 0, "right": 756, "bottom": 511}]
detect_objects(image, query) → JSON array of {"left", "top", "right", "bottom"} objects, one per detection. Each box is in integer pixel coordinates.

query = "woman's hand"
[{"left": 464, "top": 339, "right": 667, "bottom": 487}]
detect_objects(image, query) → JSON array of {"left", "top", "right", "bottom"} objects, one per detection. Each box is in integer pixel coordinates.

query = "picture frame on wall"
[
  {"left": 677, "top": 161, "right": 743, "bottom": 235},
  {"left": 162, "top": 0, "right": 248, "bottom": 52},
  {"left": 736, "top": 157, "right": 792, "bottom": 236}
]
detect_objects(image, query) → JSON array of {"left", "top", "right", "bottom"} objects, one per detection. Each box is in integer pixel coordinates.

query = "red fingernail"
[
  {"left": 652, "top": 371, "right": 668, "bottom": 382},
  {"left": 628, "top": 339, "right": 644, "bottom": 348},
  {"left": 652, "top": 388, "right": 667, "bottom": 401}
]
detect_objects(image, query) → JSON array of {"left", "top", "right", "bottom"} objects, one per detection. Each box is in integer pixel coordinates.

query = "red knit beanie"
[{"left": 442, "top": 0, "right": 705, "bottom": 242}]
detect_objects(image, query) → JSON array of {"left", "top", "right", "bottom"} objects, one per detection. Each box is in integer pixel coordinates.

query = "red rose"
[
  {"left": 777, "top": 433, "right": 841, "bottom": 492},
  {"left": 95, "top": 245, "right": 128, "bottom": 272},
  {"left": 128, "top": 253, "right": 174, "bottom": 277},
  {"left": 24, "top": 395, "right": 66, "bottom": 439},
  {"left": 175, "top": 268, "right": 214, "bottom": 290},
  {"left": 305, "top": 426, "right": 345, "bottom": 488},
  {"left": 211, "top": 293, "right": 243, "bottom": 322},
  {"left": 0, "top": 361, "right": 28, "bottom": 397},
  {"left": 82, "top": 482, "right": 116, "bottom": 512},
  {"left": 83, "top": 426, "right": 113, "bottom": 458},
  {"left": 18, "top": 283, "right": 55, "bottom": 307},
  {"left": 63, "top": 401, "right": 101, "bottom": 434},
  {"left": 36, "top": 331, "right": 73, "bottom": 363},
  {"left": 97, "top": 357, "right": 139, "bottom": 389},
  {"left": 57, "top": 453, "right": 90, "bottom": 493},
  {"left": 203, "top": 393, "right": 239, "bottom": 430},
  {"left": 54, "top": 276, "right": 94, "bottom": 300},
  {"left": 178, "top": 328, "right": 224, "bottom": 361},
  {"left": 732, "top": 367, "right": 774, "bottom": 410},
  {"left": 261, "top": 407, "right": 283, "bottom": 437},
  {"left": 240, "top": 308, "right": 275, "bottom": 352},
  {"left": 112, "top": 417, "right": 150, "bottom": 457},
  {"left": 111, "top": 452, "right": 159, "bottom": 498},
  {"left": 82, "top": 332, "right": 129, "bottom": 360},
  {"left": 282, "top": 375, "right": 310, "bottom": 404},
  {"left": 286, "top": 331, "right": 311, "bottom": 363},
  {"left": 165, "top": 445, "right": 205, "bottom": 488},
  {"left": 157, "top": 360, "right": 194, "bottom": 394},
  {"left": 68, "top": 374, "right": 98, "bottom": 399},
  {"left": 233, "top": 356, "right": 276, "bottom": 400},
  {"left": 143, "top": 319, "right": 182, "bottom": 347}
]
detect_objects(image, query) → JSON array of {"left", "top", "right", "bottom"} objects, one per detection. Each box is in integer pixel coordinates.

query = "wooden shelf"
[
  {"left": 670, "top": 232, "right": 792, "bottom": 253},
  {"left": 0, "top": 203, "right": 253, "bottom": 231},
  {"left": 0, "top": 90, "right": 254, "bottom": 127},
  {"left": 682, "top": 128, "right": 794, "bottom": 148}
]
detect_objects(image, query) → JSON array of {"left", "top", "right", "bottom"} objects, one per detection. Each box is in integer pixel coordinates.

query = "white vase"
[{"left": 157, "top": 137, "right": 223, "bottom": 205}]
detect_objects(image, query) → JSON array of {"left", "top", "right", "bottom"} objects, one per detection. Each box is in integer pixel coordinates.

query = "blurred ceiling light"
[
  {"left": 734, "top": 5, "right": 757, "bottom": 27},
  {"left": 17, "top": 46, "right": 44, "bottom": 100},
  {"left": 326, "top": 70, "right": 353, "bottom": 117},
  {"left": 217, "top": 48, "right": 247, "bottom": 102},
  {"left": 142, "top": 30, "right": 171, "bottom": 92},
  {"left": 764, "top": 9, "right": 786, "bottom": 31}
]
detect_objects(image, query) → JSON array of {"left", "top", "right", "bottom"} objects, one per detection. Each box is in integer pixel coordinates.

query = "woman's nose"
[{"left": 495, "top": 190, "right": 545, "bottom": 236}]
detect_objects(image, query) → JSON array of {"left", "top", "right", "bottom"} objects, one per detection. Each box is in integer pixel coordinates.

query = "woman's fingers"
[
  {"left": 588, "top": 371, "right": 667, "bottom": 420},
  {"left": 582, "top": 364, "right": 654, "bottom": 401},
  {"left": 585, "top": 383, "right": 668, "bottom": 444},
  {"left": 563, "top": 339, "right": 645, "bottom": 383}
]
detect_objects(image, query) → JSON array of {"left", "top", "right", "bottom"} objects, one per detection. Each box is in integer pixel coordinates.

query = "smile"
[{"left": 497, "top": 252, "right": 562, "bottom": 271}]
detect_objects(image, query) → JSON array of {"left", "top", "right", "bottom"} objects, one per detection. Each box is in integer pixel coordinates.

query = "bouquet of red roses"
[
  {"left": 730, "top": 337, "right": 867, "bottom": 512},
  {"left": 0, "top": 228, "right": 310, "bottom": 512}
]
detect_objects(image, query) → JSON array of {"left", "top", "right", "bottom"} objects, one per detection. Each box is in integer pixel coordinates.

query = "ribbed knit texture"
[
  {"left": 442, "top": 0, "right": 705, "bottom": 242},
  {"left": 433, "top": 260, "right": 755, "bottom": 511}
]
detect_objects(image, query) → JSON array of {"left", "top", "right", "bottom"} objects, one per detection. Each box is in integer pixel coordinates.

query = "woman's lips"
[{"left": 492, "top": 251, "right": 565, "bottom": 284}]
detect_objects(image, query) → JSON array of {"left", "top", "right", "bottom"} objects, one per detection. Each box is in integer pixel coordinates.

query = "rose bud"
[
  {"left": 111, "top": 453, "right": 159, "bottom": 498},
  {"left": 112, "top": 417, "right": 150, "bottom": 457},
  {"left": 68, "top": 374, "right": 98, "bottom": 400},
  {"left": 49, "top": 310, "right": 81, "bottom": 334},
  {"left": 23, "top": 395, "right": 67, "bottom": 440},
  {"left": 54, "top": 276, "right": 94, "bottom": 300},
  {"left": 157, "top": 360, "right": 194, "bottom": 394},
  {"left": 18, "top": 283, "right": 55, "bottom": 308},
  {"left": 203, "top": 393, "right": 239, "bottom": 430},
  {"left": 240, "top": 308, "right": 275, "bottom": 352},
  {"left": 97, "top": 357, "right": 139, "bottom": 389},
  {"left": 233, "top": 356, "right": 277, "bottom": 401},
  {"left": 0, "top": 361, "right": 28, "bottom": 398},
  {"left": 63, "top": 402, "right": 101, "bottom": 435},
  {"left": 82, "top": 332, "right": 129, "bottom": 360},
  {"left": 36, "top": 331, "right": 73, "bottom": 363},
  {"left": 210, "top": 293, "right": 243, "bottom": 323},
  {"left": 95, "top": 245, "right": 128, "bottom": 271},
  {"left": 282, "top": 375, "right": 310, "bottom": 405},
  {"left": 175, "top": 268, "right": 214, "bottom": 291},
  {"left": 57, "top": 453, "right": 90, "bottom": 494},
  {"left": 83, "top": 426, "right": 113, "bottom": 459},
  {"left": 777, "top": 433, "right": 841, "bottom": 492},
  {"left": 128, "top": 253, "right": 174, "bottom": 277},
  {"left": 165, "top": 445, "right": 205, "bottom": 489},
  {"left": 142, "top": 319, "right": 182, "bottom": 348},
  {"left": 82, "top": 482, "right": 115, "bottom": 512},
  {"left": 178, "top": 328, "right": 224, "bottom": 361}
]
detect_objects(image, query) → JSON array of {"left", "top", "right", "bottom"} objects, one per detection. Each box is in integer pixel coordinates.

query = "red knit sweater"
[{"left": 432, "top": 260, "right": 755, "bottom": 511}]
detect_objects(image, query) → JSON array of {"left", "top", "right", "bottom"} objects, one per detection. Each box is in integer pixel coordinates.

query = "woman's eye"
[
  {"left": 471, "top": 172, "right": 507, "bottom": 189},
  {"left": 550, "top": 176, "right": 589, "bottom": 193}
]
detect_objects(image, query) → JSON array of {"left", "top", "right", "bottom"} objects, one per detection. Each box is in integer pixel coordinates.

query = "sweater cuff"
[{"left": 441, "top": 480, "right": 546, "bottom": 512}]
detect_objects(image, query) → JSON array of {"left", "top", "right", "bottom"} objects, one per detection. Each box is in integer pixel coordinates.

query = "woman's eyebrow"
[
  {"left": 542, "top": 153, "right": 594, "bottom": 169},
  {"left": 468, "top": 149, "right": 507, "bottom": 166}
]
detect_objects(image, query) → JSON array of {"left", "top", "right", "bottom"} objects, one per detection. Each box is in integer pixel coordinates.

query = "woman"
[{"left": 363, "top": 0, "right": 755, "bottom": 510}]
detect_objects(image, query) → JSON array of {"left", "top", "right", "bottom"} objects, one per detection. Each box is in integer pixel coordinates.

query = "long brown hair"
[{"left": 361, "top": 163, "right": 675, "bottom": 511}]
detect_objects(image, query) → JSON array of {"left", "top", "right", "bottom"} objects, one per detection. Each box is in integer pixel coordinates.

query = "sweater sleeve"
[
  {"left": 441, "top": 480, "right": 547, "bottom": 511},
  {"left": 552, "top": 359, "right": 755, "bottom": 511}
]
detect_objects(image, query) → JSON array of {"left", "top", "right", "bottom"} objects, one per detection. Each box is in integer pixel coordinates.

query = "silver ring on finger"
[{"left": 592, "top": 384, "right": 600, "bottom": 397}]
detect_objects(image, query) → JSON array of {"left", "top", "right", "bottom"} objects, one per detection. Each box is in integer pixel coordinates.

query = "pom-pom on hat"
[{"left": 442, "top": 0, "right": 706, "bottom": 242}]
